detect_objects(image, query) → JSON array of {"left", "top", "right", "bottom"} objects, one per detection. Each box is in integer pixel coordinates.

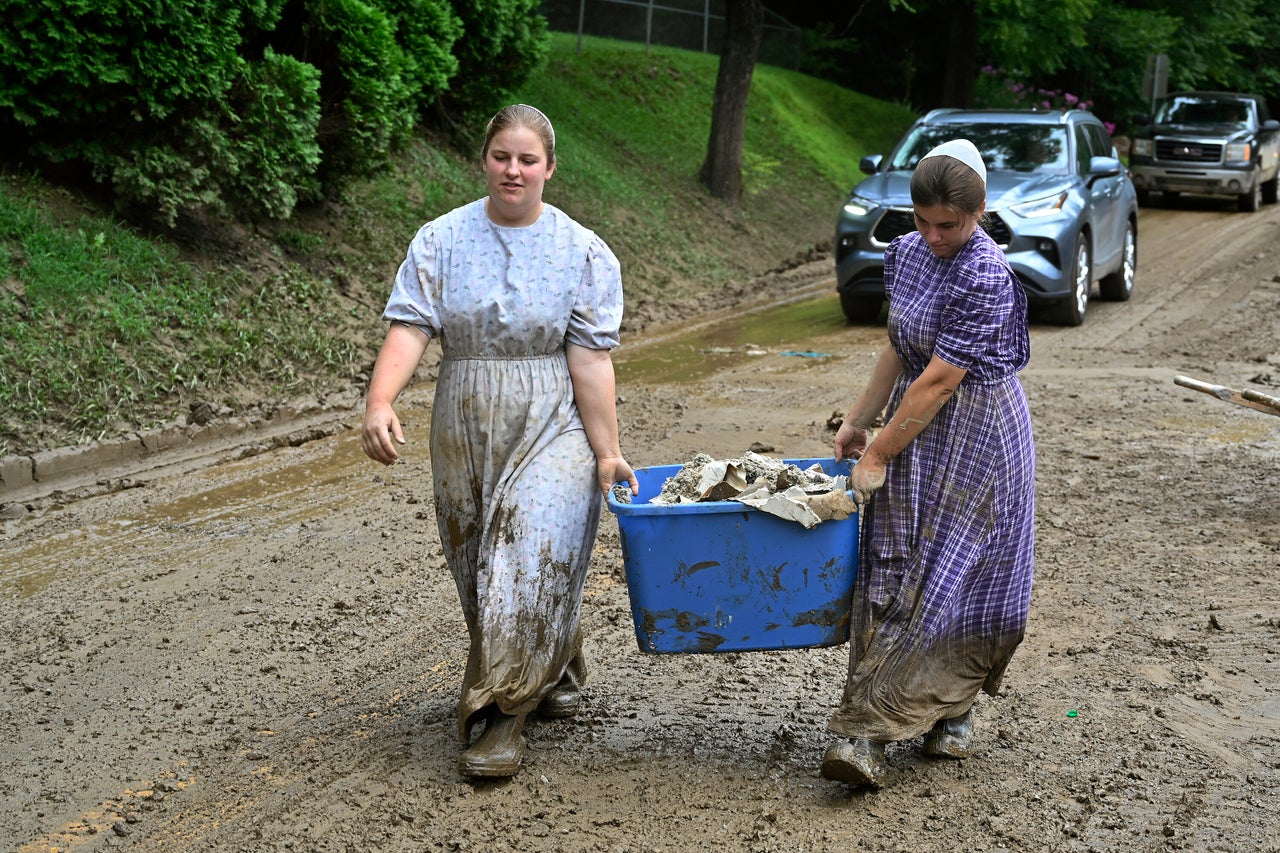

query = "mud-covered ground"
[{"left": 3, "top": 199, "right": 1280, "bottom": 853}]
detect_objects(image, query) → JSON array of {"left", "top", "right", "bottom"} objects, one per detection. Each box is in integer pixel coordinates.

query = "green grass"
[
  {"left": 0, "top": 32, "right": 918, "bottom": 457},
  {"left": 751, "top": 66, "right": 919, "bottom": 188},
  {"left": 0, "top": 177, "right": 362, "bottom": 452}
]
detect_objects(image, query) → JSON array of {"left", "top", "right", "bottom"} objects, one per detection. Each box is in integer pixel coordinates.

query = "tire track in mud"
[
  {"left": 1029, "top": 201, "right": 1280, "bottom": 362},
  {"left": 985, "top": 199, "right": 1280, "bottom": 852}
]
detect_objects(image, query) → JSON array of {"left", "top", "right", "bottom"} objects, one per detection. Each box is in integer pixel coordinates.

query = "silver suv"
[{"left": 834, "top": 108, "right": 1139, "bottom": 326}]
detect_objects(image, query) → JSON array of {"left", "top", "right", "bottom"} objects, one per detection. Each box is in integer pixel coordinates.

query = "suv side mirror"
[
  {"left": 859, "top": 154, "right": 882, "bottom": 175},
  {"left": 1088, "top": 155, "right": 1123, "bottom": 179},
  {"left": 1262, "top": 119, "right": 1280, "bottom": 132},
  {"left": 1132, "top": 114, "right": 1152, "bottom": 126}
]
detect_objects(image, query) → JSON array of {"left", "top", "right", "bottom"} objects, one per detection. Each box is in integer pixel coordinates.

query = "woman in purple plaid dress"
[{"left": 821, "top": 139, "right": 1035, "bottom": 789}]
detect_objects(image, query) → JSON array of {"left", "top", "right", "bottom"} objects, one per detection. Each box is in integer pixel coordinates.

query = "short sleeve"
[
  {"left": 882, "top": 236, "right": 902, "bottom": 300},
  {"left": 933, "top": 249, "right": 1018, "bottom": 370},
  {"left": 381, "top": 220, "right": 444, "bottom": 338},
  {"left": 566, "top": 235, "right": 623, "bottom": 350}
]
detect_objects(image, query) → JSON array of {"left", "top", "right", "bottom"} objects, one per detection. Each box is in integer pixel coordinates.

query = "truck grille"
[
  {"left": 1155, "top": 139, "right": 1222, "bottom": 164},
  {"left": 871, "top": 209, "right": 1012, "bottom": 248}
]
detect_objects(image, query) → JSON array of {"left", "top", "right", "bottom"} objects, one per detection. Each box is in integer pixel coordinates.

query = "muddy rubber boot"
[
  {"left": 922, "top": 709, "right": 974, "bottom": 759},
  {"left": 820, "top": 738, "right": 888, "bottom": 788},
  {"left": 536, "top": 673, "right": 582, "bottom": 719},
  {"left": 458, "top": 711, "right": 527, "bottom": 778}
]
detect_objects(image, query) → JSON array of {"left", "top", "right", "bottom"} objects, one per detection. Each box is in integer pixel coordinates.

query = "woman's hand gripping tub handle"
[
  {"left": 836, "top": 344, "right": 900, "bottom": 507},
  {"left": 362, "top": 323, "right": 430, "bottom": 465}
]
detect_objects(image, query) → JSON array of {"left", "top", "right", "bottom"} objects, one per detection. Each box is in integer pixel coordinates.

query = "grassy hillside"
[{"left": 0, "top": 32, "right": 918, "bottom": 457}]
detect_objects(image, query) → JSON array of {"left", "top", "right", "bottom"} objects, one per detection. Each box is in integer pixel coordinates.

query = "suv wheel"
[
  {"left": 1099, "top": 220, "right": 1136, "bottom": 302},
  {"left": 840, "top": 293, "right": 883, "bottom": 324},
  {"left": 1053, "top": 233, "right": 1090, "bottom": 326}
]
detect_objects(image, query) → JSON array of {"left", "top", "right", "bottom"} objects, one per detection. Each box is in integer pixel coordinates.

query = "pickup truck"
[{"left": 1128, "top": 90, "right": 1280, "bottom": 212}]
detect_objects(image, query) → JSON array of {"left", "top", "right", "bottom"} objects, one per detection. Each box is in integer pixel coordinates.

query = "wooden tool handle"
[{"left": 1175, "top": 375, "right": 1280, "bottom": 416}]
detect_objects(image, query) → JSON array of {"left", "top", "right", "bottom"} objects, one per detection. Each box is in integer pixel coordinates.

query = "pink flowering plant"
[{"left": 975, "top": 66, "right": 1116, "bottom": 135}]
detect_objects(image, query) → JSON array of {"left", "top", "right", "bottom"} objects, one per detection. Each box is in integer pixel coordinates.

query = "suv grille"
[
  {"left": 871, "top": 209, "right": 915, "bottom": 244},
  {"left": 871, "top": 208, "right": 1012, "bottom": 248},
  {"left": 1155, "top": 138, "right": 1222, "bottom": 163},
  {"left": 984, "top": 214, "right": 1012, "bottom": 246}
]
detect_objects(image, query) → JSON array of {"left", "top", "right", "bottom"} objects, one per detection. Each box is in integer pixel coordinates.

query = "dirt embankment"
[{"left": 2, "top": 199, "right": 1279, "bottom": 853}]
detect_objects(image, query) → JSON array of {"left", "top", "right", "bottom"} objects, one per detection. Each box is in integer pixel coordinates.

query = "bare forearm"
[
  {"left": 566, "top": 345, "right": 623, "bottom": 459},
  {"left": 845, "top": 344, "right": 903, "bottom": 427},
  {"left": 361, "top": 323, "right": 430, "bottom": 465},
  {"left": 864, "top": 354, "right": 966, "bottom": 464},
  {"left": 367, "top": 323, "right": 430, "bottom": 406}
]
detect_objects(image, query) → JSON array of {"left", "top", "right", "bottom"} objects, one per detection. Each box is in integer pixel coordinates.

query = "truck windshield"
[
  {"left": 1156, "top": 97, "right": 1249, "bottom": 128},
  {"left": 889, "top": 124, "right": 1071, "bottom": 176}
]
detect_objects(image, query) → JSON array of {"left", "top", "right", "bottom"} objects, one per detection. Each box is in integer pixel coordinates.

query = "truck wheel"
[
  {"left": 1052, "top": 234, "right": 1090, "bottom": 326},
  {"left": 840, "top": 293, "right": 883, "bottom": 324},
  {"left": 1262, "top": 175, "right": 1279, "bottom": 205},
  {"left": 1239, "top": 180, "right": 1262, "bottom": 212},
  {"left": 1099, "top": 220, "right": 1135, "bottom": 302}
]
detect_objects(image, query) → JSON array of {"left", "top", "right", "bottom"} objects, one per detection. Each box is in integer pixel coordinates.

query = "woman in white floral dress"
[{"left": 361, "top": 104, "right": 638, "bottom": 778}]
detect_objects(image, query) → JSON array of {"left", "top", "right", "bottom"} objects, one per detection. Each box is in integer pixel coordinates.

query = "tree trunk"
[{"left": 698, "top": 0, "right": 763, "bottom": 203}]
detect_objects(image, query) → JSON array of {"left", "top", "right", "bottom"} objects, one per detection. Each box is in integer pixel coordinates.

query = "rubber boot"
[
  {"left": 536, "top": 672, "right": 582, "bottom": 719},
  {"left": 820, "top": 738, "right": 888, "bottom": 788},
  {"left": 459, "top": 710, "right": 527, "bottom": 778},
  {"left": 922, "top": 709, "right": 974, "bottom": 759}
]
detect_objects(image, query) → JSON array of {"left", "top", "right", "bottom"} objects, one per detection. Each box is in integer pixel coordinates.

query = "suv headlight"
[
  {"left": 1009, "top": 192, "right": 1068, "bottom": 219},
  {"left": 842, "top": 193, "right": 881, "bottom": 217},
  {"left": 1131, "top": 138, "right": 1154, "bottom": 157}
]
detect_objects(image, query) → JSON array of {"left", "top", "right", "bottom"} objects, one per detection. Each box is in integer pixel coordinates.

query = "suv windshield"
[
  {"left": 1155, "top": 97, "right": 1249, "bottom": 128},
  {"left": 888, "top": 123, "right": 1071, "bottom": 176}
]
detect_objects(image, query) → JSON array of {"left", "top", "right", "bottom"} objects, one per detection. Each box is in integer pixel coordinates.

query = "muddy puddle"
[
  {"left": 616, "top": 293, "right": 880, "bottom": 385},
  {"left": 3, "top": 437, "right": 369, "bottom": 597}
]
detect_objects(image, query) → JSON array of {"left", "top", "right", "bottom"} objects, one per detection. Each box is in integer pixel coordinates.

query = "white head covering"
[
  {"left": 515, "top": 103, "right": 555, "bottom": 149},
  {"left": 920, "top": 139, "right": 986, "bottom": 185}
]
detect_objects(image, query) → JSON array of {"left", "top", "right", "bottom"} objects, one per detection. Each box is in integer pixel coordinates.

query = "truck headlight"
[
  {"left": 1225, "top": 141, "right": 1251, "bottom": 162},
  {"left": 1131, "top": 138, "right": 1154, "bottom": 157}
]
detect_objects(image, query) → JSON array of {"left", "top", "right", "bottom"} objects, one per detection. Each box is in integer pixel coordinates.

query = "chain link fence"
[{"left": 540, "top": 0, "right": 803, "bottom": 69}]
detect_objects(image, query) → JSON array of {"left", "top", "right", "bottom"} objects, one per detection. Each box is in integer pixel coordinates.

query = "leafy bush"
[
  {"left": 0, "top": 0, "right": 326, "bottom": 225},
  {"left": 443, "top": 0, "right": 551, "bottom": 122},
  {"left": 374, "top": 0, "right": 464, "bottom": 116},
  {"left": 974, "top": 66, "right": 1115, "bottom": 132},
  {"left": 90, "top": 49, "right": 324, "bottom": 225},
  {"left": 0, "top": 0, "right": 280, "bottom": 133},
  {"left": 224, "top": 49, "right": 325, "bottom": 220},
  {"left": 301, "top": 0, "right": 416, "bottom": 182},
  {"left": 0, "top": 0, "right": 537, "bottom": 225}
]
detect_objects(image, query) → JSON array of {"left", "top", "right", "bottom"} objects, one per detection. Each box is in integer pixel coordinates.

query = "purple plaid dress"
[{"left": 828, "top": 227, "right": 1035, "bottom": 743}]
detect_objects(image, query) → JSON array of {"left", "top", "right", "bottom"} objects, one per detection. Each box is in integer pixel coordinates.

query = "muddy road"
[{"left": 3, "top": 197, "right": 1280, "bottom": 853}]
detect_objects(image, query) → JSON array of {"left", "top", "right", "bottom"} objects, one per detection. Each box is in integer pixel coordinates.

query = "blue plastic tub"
[{"left": 606, "top": 457, "right": 858, "bottom": 654}]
